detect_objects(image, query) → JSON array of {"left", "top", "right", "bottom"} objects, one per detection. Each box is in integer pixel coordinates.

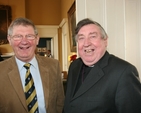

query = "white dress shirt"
[{"left": 16, "top": 56, "right": 46, "bottom": 113}]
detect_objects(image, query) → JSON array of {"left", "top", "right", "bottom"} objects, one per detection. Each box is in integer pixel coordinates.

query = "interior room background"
[{"left": 0, "top": 0, "right": 141, "bottom": 79}]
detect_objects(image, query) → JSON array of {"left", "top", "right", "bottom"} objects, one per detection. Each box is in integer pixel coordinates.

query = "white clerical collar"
[{"left": 89, "top": 65, "right": 94, "bottom": 67}]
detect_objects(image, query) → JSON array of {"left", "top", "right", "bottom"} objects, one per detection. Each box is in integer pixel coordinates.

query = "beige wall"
[
  {"left": 25, "top": 0, "right": 61, "bottom": 25},
  {"left": 0, "top": 0, "right": 25, "bottom": 19},
  {"left": 61, "top": 0, "right": 75, "bottom": 19},
  {"left": 25, "top": 0, "right": 75, "bottom": 25},
  {"left": 0, "top": 0, "right": 74, "bottom": 25}
]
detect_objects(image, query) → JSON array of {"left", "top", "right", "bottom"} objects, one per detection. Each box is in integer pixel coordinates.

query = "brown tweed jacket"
[{"left": 0, "top": 55, "right": 64, "bottom": 113}]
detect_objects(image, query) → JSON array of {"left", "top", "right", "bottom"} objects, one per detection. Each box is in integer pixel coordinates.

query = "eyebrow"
[
  {"left": 77, "top": 34, "right": 84, "bottom": 37},
  {"left": 89, "top": 32, "right": 97, "bottom": 35},
  {"left": 78, "top": 32, "right": 97, "bottom": 36}
]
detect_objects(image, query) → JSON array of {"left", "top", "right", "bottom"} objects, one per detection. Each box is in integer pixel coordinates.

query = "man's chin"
[
  {"left": 17, "top": 56, "right": 32, "bottom": 62},
  {"left": 82, "top": 59, "right": 95, "bottom": 66}
]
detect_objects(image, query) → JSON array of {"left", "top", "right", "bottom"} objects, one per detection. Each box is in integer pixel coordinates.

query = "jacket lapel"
[
  {"left": 70, "top": 60, "right": 83, "bottom": 98},
  {"left": 71, "top": 51, "right": 109, "bottom": 101},
  {"left": 36, "top": 56, "right": 49, "bottom": 110},
  {"left": 8, "top": 57, "right": 28, "bottom": 111},
  {"left": 72, "top": 65, "right": 104, "bottom": 100}
]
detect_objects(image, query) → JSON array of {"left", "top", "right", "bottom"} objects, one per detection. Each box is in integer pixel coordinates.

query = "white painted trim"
[
  {"left": 59, "top": 18, "right": 67, "bottom": 27},
  {"left": 59, "top": 18, "right": 69, "bottom": 71}
]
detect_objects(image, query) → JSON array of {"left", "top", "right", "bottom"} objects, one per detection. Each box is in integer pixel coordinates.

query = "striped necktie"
[{"left": 24, "top": 63, "right": 39, "bottom": 113}]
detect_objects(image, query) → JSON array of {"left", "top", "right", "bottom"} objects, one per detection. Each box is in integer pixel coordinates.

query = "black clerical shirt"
[{"left": 74, "top": 64, "right": 93, "bottom": 94}]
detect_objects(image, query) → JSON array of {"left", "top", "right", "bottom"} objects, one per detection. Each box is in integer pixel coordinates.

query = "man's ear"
[
  {"left": 7, "top": 36, "right": 11, "bottom": 45},
  {"left": 36, "top": 36, "right": 40, "bottom": 45},
  {"left": 104, "top": 37, "right": 108, "bottom": 47}
]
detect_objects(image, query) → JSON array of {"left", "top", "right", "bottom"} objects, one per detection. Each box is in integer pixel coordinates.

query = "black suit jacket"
[{"left": 63, "top": 51, "right": 141, "bottom": 113}]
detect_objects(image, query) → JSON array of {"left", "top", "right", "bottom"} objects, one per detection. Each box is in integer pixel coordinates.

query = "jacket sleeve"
[{"left": 115, "top": 65, "right": 141, "bottom": 113}]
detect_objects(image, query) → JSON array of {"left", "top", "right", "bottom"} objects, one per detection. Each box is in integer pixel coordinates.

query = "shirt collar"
[{"left": 15, "top": 56, "right": 37, "bottom": 70}]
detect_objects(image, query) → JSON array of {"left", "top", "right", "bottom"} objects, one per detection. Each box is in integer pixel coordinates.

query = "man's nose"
[{"left": 84, "top": 38, "right": 91, "bottom": 46}]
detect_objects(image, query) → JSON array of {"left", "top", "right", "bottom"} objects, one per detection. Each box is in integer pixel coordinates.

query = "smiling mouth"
[
  {"left": 19, "top": 47, "right": 30, "bottom": 49},
  {"left": 84, "top": 49, "right": 94, "bottom": 53}
]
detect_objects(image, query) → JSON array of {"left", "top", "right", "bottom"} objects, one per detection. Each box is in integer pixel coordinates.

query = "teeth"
[{"left": 85, "top": 50, "right": 91, "bottom": 53}]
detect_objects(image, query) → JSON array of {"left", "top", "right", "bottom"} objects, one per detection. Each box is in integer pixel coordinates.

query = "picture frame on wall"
[
  {"left": 68, "top": 2, "right": 76, "bottom": 52},
  {"left": 0, "top": 5, "right": 12, "bottom": 45}
]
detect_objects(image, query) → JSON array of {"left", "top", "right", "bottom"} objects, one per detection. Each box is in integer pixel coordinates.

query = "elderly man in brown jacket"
[{"left": 0, "top": 17, "right": 64, "bottom": 113}]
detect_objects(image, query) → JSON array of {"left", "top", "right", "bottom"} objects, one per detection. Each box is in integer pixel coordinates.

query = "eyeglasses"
[{"left": 10, "top": 34, "right": 37, "bottom": 41}]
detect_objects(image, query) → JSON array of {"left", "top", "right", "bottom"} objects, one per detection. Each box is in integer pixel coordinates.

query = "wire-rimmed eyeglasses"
[{"left": 10, "top": 34, "right": 37, "bottom": 41}]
